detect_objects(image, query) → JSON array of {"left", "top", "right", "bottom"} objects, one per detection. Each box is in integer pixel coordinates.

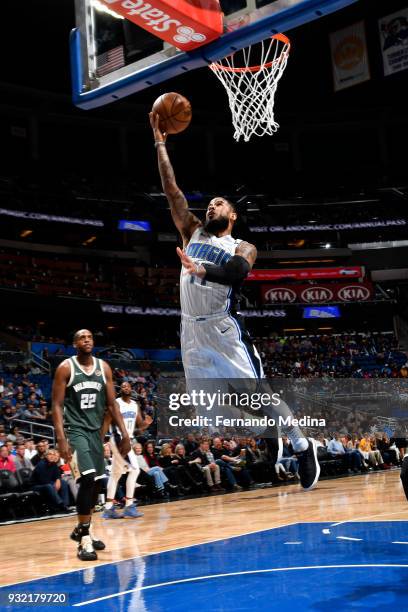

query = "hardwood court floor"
[{"left": 1, "top": 470, "right": 406, "bottom": 586}]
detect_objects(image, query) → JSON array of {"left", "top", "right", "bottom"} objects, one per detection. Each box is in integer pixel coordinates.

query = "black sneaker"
[
  {"left": 77, "top": 535, "right": 97, "bottom": 561},
  {"left": 71, "top": 527, "right": 106, "bottom": 551},
  {"left": 401, "top": 455, "right": 408, "bottom": 501},
  {"left": 297, "top": 438, "right": 320, "bottom": 491}
]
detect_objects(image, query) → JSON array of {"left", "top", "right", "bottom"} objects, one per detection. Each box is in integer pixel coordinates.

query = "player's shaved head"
[
  {"left": 73, "top": 329, "right": 93, "bottom": 343},
  {"left": 72, "top": 329, "right": 94, "bottom": 355}
]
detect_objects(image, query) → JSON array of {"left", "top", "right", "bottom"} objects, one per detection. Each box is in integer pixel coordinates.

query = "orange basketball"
[{"left": 152, "top": 92, "right": 192, "bottom": 134}]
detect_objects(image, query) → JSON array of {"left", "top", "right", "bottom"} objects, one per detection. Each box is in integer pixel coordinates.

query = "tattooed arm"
[
  {"left": 234, "top": 241, "right": 258, "bottom": 269},
  {"left": 150, "top": 112, "right": 201, "bottom": 245}
]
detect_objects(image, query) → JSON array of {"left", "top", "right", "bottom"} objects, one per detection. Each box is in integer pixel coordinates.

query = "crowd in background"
[
  {"left": 257, "top": 332, "right": 407, "bottom": 378},
  {"left": 0, "top": 422, "right": 406, "bottom": 519},
  {"left": 1, "top": 330, "right": 407, "bottom": 521}
]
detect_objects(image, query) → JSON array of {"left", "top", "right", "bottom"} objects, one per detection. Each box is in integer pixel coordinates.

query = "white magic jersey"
[
  {"left": 181, "top": 227, "right": 242, "bottom": 317},
  {"left": 114, "top": 397, "right": 139, "bottom": 437}
]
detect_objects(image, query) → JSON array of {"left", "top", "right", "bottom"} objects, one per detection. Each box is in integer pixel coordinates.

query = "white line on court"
[
  {"left": 74, "top": 565, "right": 408, "bottom": 606},
  {"left": 330, "top": 510, "right": 405, "bottom": 528},
  {"left": 284, "top": 541, "right": 302, "bottom": 545},
  {"left": 392, "top": 541, "right": 408, "bottom": 545},
  {"left": 0, "top": 521, "right": 300, "bottom": 588},
  {"left": 336, "top": 536, "right": 363, "bottom": 542}
]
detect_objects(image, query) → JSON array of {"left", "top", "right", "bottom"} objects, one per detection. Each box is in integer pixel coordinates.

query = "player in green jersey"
[{"left": 52, "top": 329, "right": 131, "bottom": 561}]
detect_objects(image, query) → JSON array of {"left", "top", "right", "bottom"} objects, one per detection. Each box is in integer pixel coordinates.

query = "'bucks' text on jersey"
[{"left": 64, "top": 356, "right": 107, "bottom": 431}]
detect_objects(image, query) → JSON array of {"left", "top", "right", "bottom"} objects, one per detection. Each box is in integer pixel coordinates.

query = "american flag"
[{"left": 96, "top": 45, "right": 125, "bottom": 77}]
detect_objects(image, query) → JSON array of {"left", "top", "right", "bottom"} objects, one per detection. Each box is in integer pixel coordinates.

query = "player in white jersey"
[
  {"left": 103, "top": 381, "right": 152, "bottom": 518},
  {"left": 150, "top": 112, "right": 320, "bottom": 491}
]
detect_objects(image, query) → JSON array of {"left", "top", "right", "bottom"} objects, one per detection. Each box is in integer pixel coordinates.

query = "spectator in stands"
[
  {"left": 390, "top": 436, "right": 408, "bottom": 463},
  {"left": 173, "top": 443, "right": 203, "bottom": 488},
  {"left": 275, "top": 461, "right": 295, "bottom": 481},
  {"left": 328, "top": 432, "right": 362, "bottom": 473},
  {"left": 344, "top": 434, "right": 368, "bottom": 471},
  {"left": 190, "top": 439, "right": 223, "bottom": 492},
  {"left": 359, "top": 433, "right": 387, "bottom": 469},
  {"left": 183, "top": 433, "right": 198, "bottom": 456},
  {"left": 24, "top": 439, "right": 37, "bottom": 460},
  {"left": 376, "top": 434, "right": 399, "bottom": 465},
  {"left": 370, "top": 435, "right": 391, "bottom": 468},
  {"left": 0, "top": 432, "right": 7, "bottom": 447},
  {"left": 211, "top": 437, "right": 243, "bottom": 491},
  {"left": 13, "top": 392, "right": 27, "bottom": 411},
  {"left": 14, "top": 443, "right": 33, "bottom": 471},
  {"left": 0, "top": 445, "right": 16, "bottom": 471},
  {"left": 315, "top": 433, "right": 329, "bottom": 453},
  {"left": 31, "top": 448, "right": 71, "bottom": 513},
  {"left": 2, "top": 405, "right": 17, "bottom": 426},
  {"left": 28, "top": 392, "right": 40, "bottom": 408},
  {"left": 134, "top": 442, "right": 169, "bottom": 497},
  {"left": 31, "top": 440, "right": 48, "bottom": 466},
  {"left": 21, "top": 403, "right": 45, "bottom": 420},
  {"left": 5, "top": 440, "right": 16, "bottom": 456},
  {"left": 159, "top": 443, "right": 189, "bottom": 494},
  {"left": 143, "top": 441, "right": 160, "bottom": 468},
  {"left": 60, "top": 461, "right": 78, "bottom": 502},
  {"left": 33, "top": 383, "right": 44, "bottom": 398},
  {"left": 7, "top": 426, "right": 22, "bottom": 442},
  {"left": 245, "top": 438, "right": 272, "bottom": 483}
]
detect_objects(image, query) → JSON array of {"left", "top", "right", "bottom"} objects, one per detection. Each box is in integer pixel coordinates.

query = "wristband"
[{"left": 155, "top": 141, "right": 166, "bottom": 147}]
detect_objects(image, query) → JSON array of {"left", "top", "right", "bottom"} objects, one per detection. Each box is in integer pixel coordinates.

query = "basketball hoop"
[{"left": 209, "top": 33, "right": 290, "bottom": 142}]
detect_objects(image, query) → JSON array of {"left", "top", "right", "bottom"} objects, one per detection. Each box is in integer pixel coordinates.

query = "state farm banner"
[
  {"left": 247, "top": 267, "right": 364, "bottom": 282},
  {"left": 379, "top": 8, "right": 408, "bottom": 76},
  {"left": 330, "top": 21, "right": 370, "bottom": 91},
  {"left": 261, "top": 282, "right": 373, "bottom": 304},
  {"left": 100, "top": 0, "right": 223, "bottom": 51}
]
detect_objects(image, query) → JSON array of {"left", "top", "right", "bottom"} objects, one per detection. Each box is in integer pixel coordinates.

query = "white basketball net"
[{"left": 209, "top": 34, "right": 290, "bottom": 142}]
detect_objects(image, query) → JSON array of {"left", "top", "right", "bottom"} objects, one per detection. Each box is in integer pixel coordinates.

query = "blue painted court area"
[{"left": 2, "top": 522, "right": 408, "bottom": 611}]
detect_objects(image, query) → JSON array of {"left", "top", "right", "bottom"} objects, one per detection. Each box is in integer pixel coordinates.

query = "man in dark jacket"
[{"left": 31, "top": 449, "right": 72, "bottom": 513}]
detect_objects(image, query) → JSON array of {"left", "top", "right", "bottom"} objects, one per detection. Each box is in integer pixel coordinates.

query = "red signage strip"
[
  {"left": 261, "top": 282, "right": 374, "bottom": 304},
  {"left": 247, "top": 266, "right": 364, "bottom": 282},
  {"left": 101, "top": 0, "right": 223, "bottom": 51}
]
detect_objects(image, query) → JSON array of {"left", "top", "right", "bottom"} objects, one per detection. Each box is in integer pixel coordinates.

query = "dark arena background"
[{"left": 0, "top": 1, "right": 408, "bottom": 610}]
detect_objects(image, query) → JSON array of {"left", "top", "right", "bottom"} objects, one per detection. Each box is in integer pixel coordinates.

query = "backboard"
[{"left": 71, "top": 0, "right": 358, "bottom": 109}]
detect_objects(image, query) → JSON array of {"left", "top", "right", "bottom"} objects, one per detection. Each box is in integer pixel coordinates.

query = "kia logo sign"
[
  {"left": 264, "top": 287, "right": 297, "bottom": 303},
  {"left": 300, "top": 287, "right": 333, "bottom": 303},
  {"left": 338, "top": 285, "right": 371, "bottom": 301}
]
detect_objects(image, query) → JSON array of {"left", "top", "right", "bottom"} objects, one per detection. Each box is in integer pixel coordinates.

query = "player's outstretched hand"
[
  {"left": 149, "top": 111, "right": 167, "bottom": 143},
  {"left": 176, "top": 247, "right": 205, "bottom": 278},
  {"left": 118, "top": 435, "right": 131, "bottom": 457},
  {"left": 58, "top": 438, "right": 73, "bottom": 463}
]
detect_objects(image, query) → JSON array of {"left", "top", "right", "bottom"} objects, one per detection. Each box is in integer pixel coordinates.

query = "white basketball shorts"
[
  {"left": 180, "top": 312, "right": 264, "bottom": 380},
  {"left": 110, "top": 437, "right": 139, "bottom": 480}
]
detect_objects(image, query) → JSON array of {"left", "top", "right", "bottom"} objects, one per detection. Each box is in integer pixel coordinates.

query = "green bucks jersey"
[{"left": 64, "top": 356, "right": 107, "bottom": 432}]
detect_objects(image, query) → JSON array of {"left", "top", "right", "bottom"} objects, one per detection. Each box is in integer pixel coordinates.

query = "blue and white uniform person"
[
  {"left": 180, "top": 225, "right": 263, "bottom": 379},
  {"left": 150, "top": 111, "right": 321, "bottom": 491},
  {"left": 103, "top": 382, "right": 150, "bottom": 518}
]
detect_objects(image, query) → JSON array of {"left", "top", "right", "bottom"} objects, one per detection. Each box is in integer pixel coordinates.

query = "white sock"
[
  {"left": 107, "top": 474, "right": 119, "bottom": 501},
  {"left": 105, "top": 501, "right": 113, "bottom": 510},
  {"left": 125, "top": 498, "right": 134, "bottom": 507},
  {"left": 285, "top": 429, "right": 308, "bottom": 453},
  {"left": 125, "top": 469, "right": 139, "bottom": 502}
]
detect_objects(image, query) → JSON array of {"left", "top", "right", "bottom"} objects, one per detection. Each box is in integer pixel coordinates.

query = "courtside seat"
[
  {"left": 0, "top": 470, "right": 19, "bottom": 520},
  {"left": 15, "top": 469, "right": 42, "bottom": 517}
]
